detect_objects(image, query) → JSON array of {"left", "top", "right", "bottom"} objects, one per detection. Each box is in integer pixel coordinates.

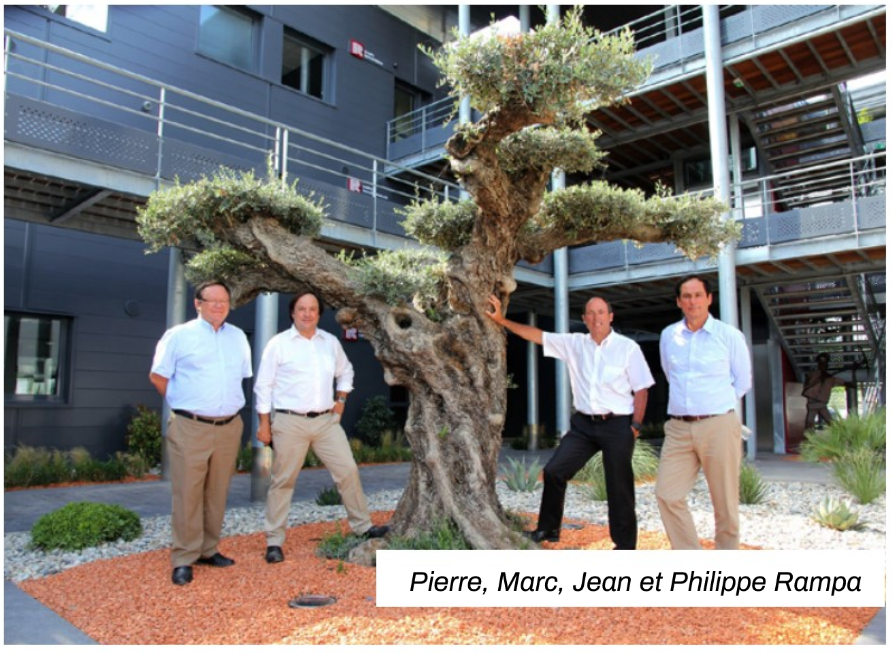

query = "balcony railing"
[
  {"left": 568, "top": 152, "right": 886, "bottom": 275},
  {"left": 386, "top": 4, "right": 883, "bottom": 162},
  {"left": 4, "top": 29, "right": 462, "bottom": 241}
]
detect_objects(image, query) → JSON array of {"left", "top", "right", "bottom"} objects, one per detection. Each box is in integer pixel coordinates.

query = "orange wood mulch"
[{"left": 18, "top": 512, "right": 879, "bottom": 645}]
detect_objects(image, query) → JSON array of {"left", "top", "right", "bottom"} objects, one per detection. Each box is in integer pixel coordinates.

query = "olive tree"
[{"left": 137, "top": 10, "right": 735, "bottom": 549}]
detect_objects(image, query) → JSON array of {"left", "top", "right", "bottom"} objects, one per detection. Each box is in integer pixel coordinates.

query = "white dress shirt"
[
  {"left": 542, "top": 330, "right": 655, "bottom": 415},
  {"left": 254, "top": 325, "right": 354, "bottom": 414},
  {"left": 660, "top": 314, "right": 752, "bottom": 416},
  {"left": 151, "top": 318, "right": 252, "bottom": 417}
]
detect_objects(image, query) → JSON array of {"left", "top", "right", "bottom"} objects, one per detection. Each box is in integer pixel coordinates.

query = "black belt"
[
  {"left": 275, "top": 409, "right": 331, "bottom": 419},
  {"left": 579, "top": 412, "right": 628, "bottom": 421},
  {"left": 173, "top": 409, "right": 238, "bottom": 426}
]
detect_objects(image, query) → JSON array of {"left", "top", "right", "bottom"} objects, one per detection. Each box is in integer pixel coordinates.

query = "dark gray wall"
[{"left": 4, "top": 220, "right": 389, "bottom": 458}]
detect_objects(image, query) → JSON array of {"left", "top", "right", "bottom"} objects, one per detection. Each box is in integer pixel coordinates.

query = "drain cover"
[{"left": 288, "top": 595, "right": 337, "bottom": 608}]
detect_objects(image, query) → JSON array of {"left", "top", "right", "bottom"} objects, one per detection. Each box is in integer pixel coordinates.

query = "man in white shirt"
[
  {"left": 656, "top": 274, "right": 752, "bottom": 550},
  {"left": 150, "top": 280, "right": 252, "bottom": 586},
  {"left": 486, "top": 294, "right": 654, "bottom": 549},
  {"left": 254, "top": 290, "right": 388, "bottom": 564}
]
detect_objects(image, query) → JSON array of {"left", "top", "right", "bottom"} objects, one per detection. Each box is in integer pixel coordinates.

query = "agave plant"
[
  {"left": 500, "top": 456, "right": 543, "bottom": 492},
  {"left": 811, "top": 497, "right": 867, "bottom": 532}
]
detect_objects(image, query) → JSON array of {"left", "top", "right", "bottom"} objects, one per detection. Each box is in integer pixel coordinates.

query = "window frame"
[
  {"left": 196, "top": 5, "right": 260, "bottom": 73},
  {"left": 280, "top": 29, "right": 332, "bottom": 102},
  {"left": 4, "top": 311, "right": 73, "bottom": 406}
]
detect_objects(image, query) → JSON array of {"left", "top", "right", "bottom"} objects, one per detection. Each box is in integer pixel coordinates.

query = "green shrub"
[
  {"left": 583, "top": 468, "right": 609, "bottom": 502},
  {"left": 4, "top": 446, "right": 70, "bottom": 488},
  {"left": 739, "top": 461, "right": 769, "bottom": 505},
  {"left": 30, "top": 501, "right": 142, "bottom": 551},
  {"left": 316, "top": 526, "right": 366, "bottom": 560},
  {"left": 355, "top": 396, "right": 397, "bottom": 447},
  {"left": 316, "top": 485, "right": 343, "bottom": 506},
  {"left": 303, "top": 448, "right": 321, "bottom": 468},
  {"left": 637, "top": 421, "right": 666, "bottom": 440},
  {"left": 126, "top": 405, "right": 162, "bottom": 468},
  {"left": 388, "top": 518, "right": 472, "bottom": 551},
  {"left": 574, "top": 439, "right": 660, "bottom": 485},
  {"left": 811, "top": 497, "right": 866, "bottom": 532},
  {"left": 236, "top": 443, "right": 253, "bottom": 473},
  {"left": 500, "top": 456, "right": 543, "bottom": 492},
  {"left": 800, "top": 409, "right": 886, "bottom": 463},
  {"left": 832, "top": 448, "right": 886, "bottom": 504}
]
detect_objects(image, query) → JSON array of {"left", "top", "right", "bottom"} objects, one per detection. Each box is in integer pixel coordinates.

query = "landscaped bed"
[{"left": 18, "top": 512, "right": 878, "bottom": 646}]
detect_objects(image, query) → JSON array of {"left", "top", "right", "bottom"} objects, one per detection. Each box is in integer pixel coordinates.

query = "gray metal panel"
[
  {"left": 569, "top": 241, "right": 626, "bottom": 273},
  {"left": 739, "top": 216, "right": 768, "bottom": 248},
  {"left": 721, "top": 8, "right": 753, "bottom": 45},
  {"left": 160, "top": 139, "right": 264, "bottom": 183},
  {"left": 857, "top": 194, "right": 885, "bottom": 230},
  {"left": 768, "top": 201, "right": 855, "bottom": 243},
  {"left": 6, "top": 95, "right": 159, "bottom": 175},
  {"left": 753, "top": 5, "right": 825, "bottom": 32}
]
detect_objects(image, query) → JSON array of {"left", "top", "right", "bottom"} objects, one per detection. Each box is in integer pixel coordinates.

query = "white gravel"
[{"left": 4, "top": 479, "right": 885, "bottom": 583}]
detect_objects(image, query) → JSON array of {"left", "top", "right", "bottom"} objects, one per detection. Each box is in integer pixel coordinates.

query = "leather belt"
[
  {"left": 670, "top": 412, "right": 729, "bottom": 422},
  {"left": 276, "top": 408, "right": 331, "bottom": 419},
  {"left": 173, "top": 409, "right": 238, "bottom": 426},
  {"left": 580, "top": 412, "right": 627, "bottom": 421}
]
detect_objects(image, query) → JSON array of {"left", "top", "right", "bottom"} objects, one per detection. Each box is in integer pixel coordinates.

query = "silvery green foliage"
[
  {"left": 811, "top": 497, "right": 867, "bottom": 532},
  {"left": 500, "top": 457, "right": 543, "bottom": 493}
]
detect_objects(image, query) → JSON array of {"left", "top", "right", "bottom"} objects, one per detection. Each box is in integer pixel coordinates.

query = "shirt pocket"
[{"left": 601, "top": 365, "right": 628, "bottom": 392}]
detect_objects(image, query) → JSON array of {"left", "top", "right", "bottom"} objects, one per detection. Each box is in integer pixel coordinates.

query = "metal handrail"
[{"left": 4, "top": 28, "right": 462, "bottom": 210}]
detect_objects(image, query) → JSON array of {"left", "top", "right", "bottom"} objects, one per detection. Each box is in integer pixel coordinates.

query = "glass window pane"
[
  {"left": 198, "top": 6, "right": 255, "bottom": 71},
  {"left": 4, "top": 314, "right": 67, "bottom": 399},
  {"left": 282, "top": 33, "right": 327, "bottom": 99}
]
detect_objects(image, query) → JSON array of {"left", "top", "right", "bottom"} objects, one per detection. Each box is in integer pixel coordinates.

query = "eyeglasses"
[{"left": 198, "top": 299, "right": 230, "bottom": 307}]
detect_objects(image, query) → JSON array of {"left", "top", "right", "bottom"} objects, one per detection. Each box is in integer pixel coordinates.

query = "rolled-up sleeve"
[
  {"left": 333, "top": 340, "right": 354, "bottom": 393},
  {"left": 729, "top": 330, "right": 753, "bottom": 399},
  {"left": 253, "top": 338, "right": 279, "bottom": 414}
]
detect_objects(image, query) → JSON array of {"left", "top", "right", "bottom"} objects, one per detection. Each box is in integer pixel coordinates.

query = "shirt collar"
[{"left": 289, "top": 324, "right": 320, "bottom": 341}]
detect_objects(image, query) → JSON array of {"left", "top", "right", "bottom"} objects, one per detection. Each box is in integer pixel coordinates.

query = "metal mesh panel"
[
  {"left": 857, "top": 194, "right": 886, "bottom": 230},
  {"left": 8, "top": 95, "right": 157, "bottom": 175},
  {"left": 754, "top": 5, "right": 825, "bottom": 32},
  {"left": 568, "top": 241, "right": 626, "bottom": 273},
  {"left": 160, "top": 141, "right": 260, "bottom": 182},
  {"left": 627, "top": 241, "right": 683, "bottom": 264},
  {"left": 769, "top": 202, "right": 854, "bottom": 243},
  {"left": 739, "top": 217, "right": 767, "bottom": 248}
]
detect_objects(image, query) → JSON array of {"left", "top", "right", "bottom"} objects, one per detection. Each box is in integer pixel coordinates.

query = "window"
[
  {"left": 198, "top": 5, "right": 257, "bottom": 71},
  {"left": 281, "top": 31, "right": 330, "bottom": 100},
  {"left": 393, "top": 84, "right": 417, "bottom": 140},
  {"left": 4, "top": 313, "right": 70, "bottom": 402},
  {"left": 43, "top": 5, "right": 108, "bottom": 32}
]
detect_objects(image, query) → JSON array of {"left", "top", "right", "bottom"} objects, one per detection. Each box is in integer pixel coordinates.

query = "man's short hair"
[
  {"left": 817, "top": 352, "right": 830, "bottom": 363},
  {"left": 288, "top": 289, "right": 324, "bottom": 316},
  {"left": 584, "top": 295, "right": 613, "bottom": 314},
  {"left": 194, "top": 280, "right": 232, "bottom": 301},
  {"left": 675, "top": 274, "right": 712, "bottom": 298}
]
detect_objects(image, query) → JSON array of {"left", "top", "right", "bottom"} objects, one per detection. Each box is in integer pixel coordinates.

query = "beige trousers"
[
  {"left": 655, "top": 411, "right": 742, "bottom": 550},
  {"left": 167, "top": 414, "right": 242, "bottom": 567},
  {"left": 265, "top": 412, "right": 372, "bottom": 546}
]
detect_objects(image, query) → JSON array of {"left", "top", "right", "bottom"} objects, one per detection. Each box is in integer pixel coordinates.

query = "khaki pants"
[
  {"left": 655, "top": 411, "right": 742, "bottom": 550},
  {"left": 265, "top": 412, "right": 372, "bottom": 546},
  {"left": 167, "top": 414, "right": 242, "bottom": 567}
]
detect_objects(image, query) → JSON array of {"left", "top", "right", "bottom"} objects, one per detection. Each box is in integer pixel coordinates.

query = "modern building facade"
[{"left": 4, "top": 5, "right": 885, "bottom": 459}]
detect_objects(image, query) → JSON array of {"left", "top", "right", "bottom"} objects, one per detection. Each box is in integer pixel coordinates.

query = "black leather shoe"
[
  {"left": 196, "top": 552, "right": 235, "bottom": 567},
  {"left": 172, "top": 566, "right": 193, "bottom": 585},
  {"left": 361, "top": 525, "right": 390, "bottom": 539},
  {"left": 523, "top": 529, "right": 560, "bottom": 543},
  {"left": 265, "top": 545, "right": 284, "bottom": 564}
]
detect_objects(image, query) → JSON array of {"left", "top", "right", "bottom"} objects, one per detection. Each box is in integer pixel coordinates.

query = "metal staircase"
[
  {"left": 754, "top": 273, "right": 884, "bottom": 383},
  {"left": 744, "top": 86, "right": 865, "bottom": 211}
]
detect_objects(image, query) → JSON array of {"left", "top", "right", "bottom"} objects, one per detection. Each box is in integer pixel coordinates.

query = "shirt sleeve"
[
  {"left": 628, "top": 344, "right": 656, "bottom": 391},
  {"left": 729, "top": 328, "right": 753, "bottom": 399},
  {"left": 541, "top": 332, "right": 569, "bottom": 361},
  {"left": 241, "top": 331, "right": 253, "bottom": 379},
  {"left": 253, "top": 336, "right": 278, "bottom": 414},
  {"left": 333, "top": 339, "right": 354, "bottom": 394},
  {"left": 150, "top": 328, "right": 178, "bottom": 379}
]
